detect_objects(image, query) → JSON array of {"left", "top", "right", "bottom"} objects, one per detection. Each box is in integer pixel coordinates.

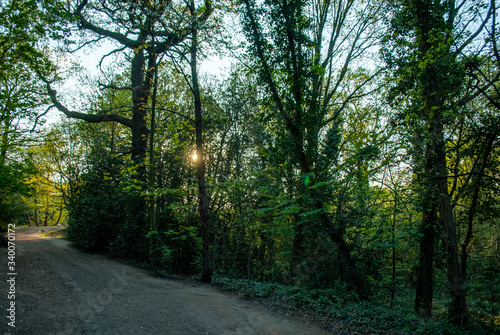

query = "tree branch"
[
  {"left": 242, "top": 0, "right": 292, "bottom": 129},
  {"left": 98, "top": 45, "right": 127, "bottom": 71},
  {"left": 157, "top": 107, "right": 196, "bottom": 124},
  {"left": 45, "top": 82, "right": 134, "bottom": 128},
  {"left": 455, "top": 0, "right": 494, "bottom": 55},
  {"left": 75, "top": 0, "right": 141, "bottom": 49},
  {"left": 155, "top": 0, "right": 213, "bottom": 54},
  {"left": 98, "top": 82, "right": 133, "bottom": 92}
]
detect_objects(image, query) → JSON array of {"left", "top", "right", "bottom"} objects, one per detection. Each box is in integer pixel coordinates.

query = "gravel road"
[{"left": 1, "top": 227, "right": 329, "bottom": 335}]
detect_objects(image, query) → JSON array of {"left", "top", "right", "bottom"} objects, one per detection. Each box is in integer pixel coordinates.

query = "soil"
[{"left": 1, "top": 227, "right": 331, "bottom": 335}]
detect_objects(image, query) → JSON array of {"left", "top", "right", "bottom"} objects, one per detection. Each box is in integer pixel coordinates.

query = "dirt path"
[{"left": 1, "top": 227, "right": 330, "bottom": 335}]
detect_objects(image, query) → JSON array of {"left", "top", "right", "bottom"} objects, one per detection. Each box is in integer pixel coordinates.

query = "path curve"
[{"left": 1, "top": 227, "right": 329, "bottom": 335}]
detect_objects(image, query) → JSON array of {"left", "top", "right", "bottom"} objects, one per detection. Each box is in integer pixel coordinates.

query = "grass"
[{"left": 41, "top": 228, "right": 67, "bottom": 239}]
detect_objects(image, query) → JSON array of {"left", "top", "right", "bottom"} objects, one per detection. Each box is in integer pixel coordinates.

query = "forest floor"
[{"left": 0, "top": 226, "right": 332, "bottom": 335}]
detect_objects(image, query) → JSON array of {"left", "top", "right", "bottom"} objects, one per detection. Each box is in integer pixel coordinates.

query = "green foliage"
[
  {"left": 0, "top": 0, "right": 58, "bottom": 234},
  {"left": 17, "top": 1, "right": 499, "bottom": 331},
  {"left": 160, "top": 223, "right": 201, "bottom": 273},
  {"left": 214, "top": 276, "right": 498, "bottom": 334},
  {"left": 467, "top": 268, "right": 500, "bottom": 329},
  {"left": 66, "top": 154, "right": 126, "bottom": 251},
  {"left": 0, "top": 162, "right": 35, "bottom": 235}
]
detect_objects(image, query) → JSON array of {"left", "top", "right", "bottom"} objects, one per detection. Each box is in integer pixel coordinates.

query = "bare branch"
[
  {"left": 98, "top": 45, "right": 127, "bottom": 71},
  {"left": 157, "top": 107, "right": 196, "bottom": 124},
  {"left": 98, "top": 82, "right": 133, "bottom": 92},
  {"left": 66, "top": 37, "right": 105, "bottom": 53},
  {"left": 45, "top": 81, "right": 134, "bottom": 128},
  {"left": 455, "top": 0, "right": 494, "bottom": 55},
  {"left": 30, "top": 105, "right": 53, "bottom": 133}
]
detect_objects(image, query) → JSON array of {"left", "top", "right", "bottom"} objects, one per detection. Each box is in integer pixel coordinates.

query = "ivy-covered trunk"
[
  {"left": 239, "top": 0, "right": 379, "bottom": 296},
  {"left": 411, "top": 0, "right": 466, "bottom": 323},
  {"left": 414, "top": 148, "right": 438, "bottom": 318},
  {"left": 130, "top": 48, "right": 149, "bottom": 163}
]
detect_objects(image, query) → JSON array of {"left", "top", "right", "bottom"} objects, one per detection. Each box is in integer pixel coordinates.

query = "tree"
[
  {"left": 155, "top": 0, "right": 216, "bottom": 281},
  {"left": 0, "top": 0, "right": 55, "bottom": 233},
  {"left": 42, "top": 0, "right": 213, "bottom": 256},
  {"left": 382, "top": 0, "right": 494, "bottom": 323},
  {"left": 189, "top": 1, "right": 212, "bottom": 282},
  {"left": 44, "top": 0, "right": 212, "bottom": 165},
  {"left": 238, "top": 0, "right": 384, "bottom": 295},
  {"left": 1, "top": 0, "right": 54, "bottom": 165}
]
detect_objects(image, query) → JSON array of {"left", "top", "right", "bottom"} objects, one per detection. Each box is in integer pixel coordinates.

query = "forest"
[{"left": 1, "top": 0, "right": 499, "bottom": 333}]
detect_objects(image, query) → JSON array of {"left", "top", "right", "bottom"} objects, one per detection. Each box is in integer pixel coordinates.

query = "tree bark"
[
  {"left": 410, "top": 0, "right": 467, "bottom": 322},
  {"left": 436, "top": 141, "right": 466, "bottom": 324},
  {"left": 130, "top": 48, "right": 149, "bottom": 164},
  {"left": 0, "top": 109, "right": 11, "bottom": 166},
  {"left": 190, "top": 14, "right": 212, "bottom": 283},
  {"left": 55, "top": 205, "right": 63, "bottom": 226},
  {"left": 34, "top": 196, "right": 39, "bottom": 226},
  {"left": 415, "top": 156, "right": 437, "bottom": 318}
]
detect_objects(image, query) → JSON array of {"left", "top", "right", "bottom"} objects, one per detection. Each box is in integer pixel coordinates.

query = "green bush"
[
  {"left": 66, "top": 155, "right": 129, "bottom": 252},
  {"left": 0, "top": 163, "right": 35, "bottom": 240}
]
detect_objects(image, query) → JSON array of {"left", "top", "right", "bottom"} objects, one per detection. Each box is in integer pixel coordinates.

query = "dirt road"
[{"left": 1, "top": 227, "right": 329, "bottom": 335}]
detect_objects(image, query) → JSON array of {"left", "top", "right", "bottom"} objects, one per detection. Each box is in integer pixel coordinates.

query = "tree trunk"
[
  {"left": 436, "top": 140, "right": 467, "bottom": 324},
  {"left": 290, "top": 212, "right": 305, "bottom": 280},
  {"left": 34, "top": 196, "right": 39, "bottom": 226},
  {"left": 410, "top": 0, "right": 467, "bottom": 322},
  {"left": 44, "top": 204, "right": 49, "bottom": 226},
  {"left": 461, "top": 134, "right": 495, "bottom": 279},
  {"left": 55, "top": 205, "right": 63, "bottom": 226},
  {"left": 130, "top": 48, "right": 149, "bottom": 165},
  {"left": 190, "top": 19, "right": 212, "bottom": 283},
  {"left": 128, "top": 45, "right": 152, "bottom": 256},
  {"left": 0, "top": 111, "right": 10, "bottom": 166},
  {"left": 391, "top": 195, "right": 398, "bottom": 308},
  {"left": 415, "top": 153, "right": 438, "bottom": 317},
  {"left": 415, "top": 124, "right": 440, "bottom": 319}
]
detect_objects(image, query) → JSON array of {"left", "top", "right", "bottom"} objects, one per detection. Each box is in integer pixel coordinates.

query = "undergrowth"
[{"left": 212, "top": 276, "right": 499, "bottom": 335}]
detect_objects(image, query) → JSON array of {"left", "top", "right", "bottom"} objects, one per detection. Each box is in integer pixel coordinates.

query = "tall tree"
[
  {"left": 172, "top": 0, "right": 214, "bottom": 282},
  {"left": 0, "top": 0, "right": 55, "bottom": 233},
  {"left": 42, "top": 0, "right": 212, "bottom": 254},
  {"left": 239, "top": 0, "right": 383, "bottom": 294},
  {"left": 382, "top": 0, "right": 494, "bottom": 323},
  {"left": 0, "top": 0, "right": 54, "bottom": 165},
  {"left": 44, "top": 0, "right": 212, "bottom": 167},
  {"left": 163, "top": 0, "right": 225, "bottom": 282}
]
